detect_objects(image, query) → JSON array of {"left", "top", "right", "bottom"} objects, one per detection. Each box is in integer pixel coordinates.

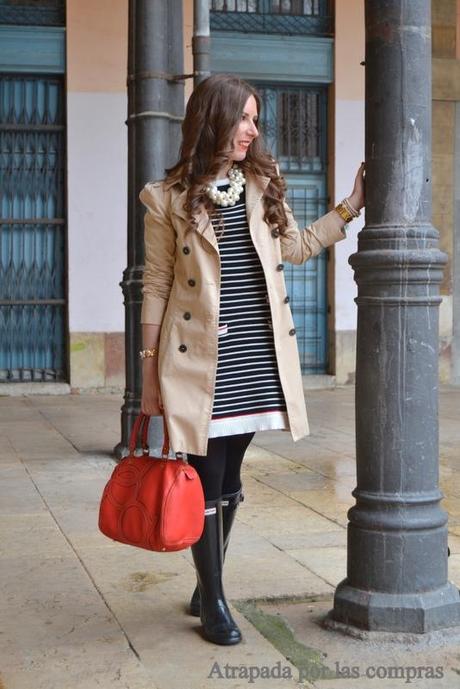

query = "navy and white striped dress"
[{"left": 207, "top": 178, "right": 289, "bottom": 438}]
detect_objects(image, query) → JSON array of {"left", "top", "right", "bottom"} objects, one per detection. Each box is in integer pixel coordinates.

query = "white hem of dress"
[{"left": 207, "top": 410, "right": 289, "bottom": 438}]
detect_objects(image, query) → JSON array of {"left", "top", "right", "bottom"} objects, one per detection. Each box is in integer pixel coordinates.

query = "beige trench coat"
[{"left": 139, "top": 171, "right": 346, "bottom": 456}]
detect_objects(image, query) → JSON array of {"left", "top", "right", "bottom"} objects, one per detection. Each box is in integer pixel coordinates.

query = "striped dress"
[{"left": 207, "top": 178, "right": 290, "bottom": 438}]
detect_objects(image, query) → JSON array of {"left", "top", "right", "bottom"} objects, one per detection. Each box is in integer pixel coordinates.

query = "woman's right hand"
[{"left": 141, "top": 363, "right": 164, "bottom": 416}]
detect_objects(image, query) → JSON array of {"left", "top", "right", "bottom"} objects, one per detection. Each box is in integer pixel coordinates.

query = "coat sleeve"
[
  {"left": 280, "top": 200, "right": 347, "bottom": 265},
  {"left": 139, "top": 182, "right": 176, "bottom": 325},
  {"left": 275, "top": 165, "right": 347, "bottom": 265}
]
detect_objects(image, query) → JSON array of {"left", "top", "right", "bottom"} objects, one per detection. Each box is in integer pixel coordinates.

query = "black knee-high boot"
[
  {"left": 189, "top": 486, "right": 244, "bottom": 617},
  {"left": 190, "top": 497, "right": 242, "bottom": 645}
]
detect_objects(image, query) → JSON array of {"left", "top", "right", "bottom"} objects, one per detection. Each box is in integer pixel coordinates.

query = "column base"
[{"left": 329, "top": 578, "right": 460, "bottom": 633}]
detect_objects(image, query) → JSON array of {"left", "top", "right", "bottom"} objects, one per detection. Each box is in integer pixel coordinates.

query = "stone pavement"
[{"left": 0, "top": 387, "right": 459, "bottom": 689}]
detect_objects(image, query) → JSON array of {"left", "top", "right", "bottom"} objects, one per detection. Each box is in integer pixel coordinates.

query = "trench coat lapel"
[
  {"left": 246, "top": 175, "right": 270, "bottom": 232},
  {"left": 169, "top": 173, "right": 271, "bottom": 254},
  {"left": 170, "top": 187, "right": 219, "bottom": 253}
]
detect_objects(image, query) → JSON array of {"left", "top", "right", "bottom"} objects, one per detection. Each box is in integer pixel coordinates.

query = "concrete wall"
[
  {"left": 332, "top": 0, "right": 365, "bottom": 384},
  {"left": 432, "top": 0, "right": 460, "bottom": 382},
  {"left": 66, "top": 0, "right": 128, "bottom": 390}
]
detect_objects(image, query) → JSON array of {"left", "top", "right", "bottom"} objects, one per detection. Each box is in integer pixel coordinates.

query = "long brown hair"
[{"left": 164, "top": 73, "right": 289, "bottom": 241}]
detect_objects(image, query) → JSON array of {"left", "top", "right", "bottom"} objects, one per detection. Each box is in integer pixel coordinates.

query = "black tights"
[{"left": 186, "top": 432, "right": 255, "bottom": 501}]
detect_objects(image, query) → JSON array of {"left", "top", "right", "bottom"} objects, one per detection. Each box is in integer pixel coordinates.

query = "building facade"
[{"left": 0, "top": 0, "right": 459, "bottom": 391}]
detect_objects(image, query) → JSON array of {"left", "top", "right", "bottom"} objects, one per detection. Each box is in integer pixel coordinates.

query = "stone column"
[
  {"left": 115, "top": 0, "right": 184, "bottom": 458},
  {"left": 329, "top": 0, "right": 460, "bottom": 632}
]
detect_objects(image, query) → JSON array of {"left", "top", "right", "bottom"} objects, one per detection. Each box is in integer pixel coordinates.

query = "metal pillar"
[
  {"left": 193, "top": 0, "right": 211, "bottom": 87},
  {"left": 329, "top": 0, "right": 460, "bottom": 632},
  {"left": 114, "top": 0, "right": 184, "bottom": 458}
]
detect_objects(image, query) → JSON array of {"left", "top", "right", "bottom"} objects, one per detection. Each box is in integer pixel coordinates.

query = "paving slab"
[
  {"left": 249, "top": 596, "right": 460, "bottom": 689},
  {"left": 0, "top": 387, "right": 459, "bottom": 689}
]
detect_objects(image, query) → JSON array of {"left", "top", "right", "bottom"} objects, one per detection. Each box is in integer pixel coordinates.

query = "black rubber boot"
[
  {"left": 189, "top": 487, "right": 244, "bottom": 617},
  {"left": 190, "top": 497, "right": 242, "bottom": 645}
]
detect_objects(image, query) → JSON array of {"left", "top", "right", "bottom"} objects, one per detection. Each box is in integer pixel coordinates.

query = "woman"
[{"left": 139, "top": 74, "right": 365, "bottom": 646}]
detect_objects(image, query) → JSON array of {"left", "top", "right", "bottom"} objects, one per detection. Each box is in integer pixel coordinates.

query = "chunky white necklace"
[{"left": 204, "top": 166, "right": 246, "bottom": 206}]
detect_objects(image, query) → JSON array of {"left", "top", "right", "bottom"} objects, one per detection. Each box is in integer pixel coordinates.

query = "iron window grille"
[
  {"left": 0, "top": 0, "right": 65, "bottom": 27},
  {"left": 209, "top": 0, "right": 332, "bottom": 36},
  {"left": 255, "top": 83, "right": 327, "bottom": 174}
]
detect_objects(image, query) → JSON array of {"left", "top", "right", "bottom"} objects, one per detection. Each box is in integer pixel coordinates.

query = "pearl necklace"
[{"left": 204, "top": 166, "right": 246, "bottom": 206}]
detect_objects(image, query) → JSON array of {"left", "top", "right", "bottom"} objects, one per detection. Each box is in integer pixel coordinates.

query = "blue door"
[
  {"left": 251, "top": 83, "right": 329, "bottom": 373},
  {"left": 0, "top": 2, "right": 67, "bottom": 382},
  {"left": 210, "top": 1, "right": 333, "bottom": 373},
  {"left": 0, "top": 74, "right": 67, "bottom": 382}
]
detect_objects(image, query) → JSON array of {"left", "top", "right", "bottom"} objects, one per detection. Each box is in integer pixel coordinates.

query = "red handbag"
[{"left": 98, "top": 413, "right": 205, "bottom": 551}]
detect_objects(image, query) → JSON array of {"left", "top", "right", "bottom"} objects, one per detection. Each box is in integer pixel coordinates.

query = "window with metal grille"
[
  {"left": 209, "top": 0, "right": 332, "bottom": 35},
  {"left": 256, "top": 84, "right": 327, "bottom": 173},
  {"left": 0, "top": 0, "right": 65, "bottom": 26},
  {"left": 278, "top": 90, "right": 322, "bottom": 164},
  {"left": 0, "top": 74, "right": 67, "bottom": 382}
]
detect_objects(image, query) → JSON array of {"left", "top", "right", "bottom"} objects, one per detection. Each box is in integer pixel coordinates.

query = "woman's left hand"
[{"left": 348, "top": 162, "right": 366, "bottom": 212}]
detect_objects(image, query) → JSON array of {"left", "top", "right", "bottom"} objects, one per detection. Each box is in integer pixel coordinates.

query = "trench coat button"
[
  {"left": 276, "top": 263, "right": 284, "bottom": 271},
  {"left": 289, "top": 328, "right": 296, "bottom": 336},
  {"left": 183, "top": 246, "right": 190, "bottom": 255},
  {"left": 188, "top": 278, "right": 196, "bottom": 287},
  {"left": 179, "top": 344, "right": 187, "bottom": 352},
  {"left": 183, "top": 312, "right": 191, "bottom": 320},
  {"left": 284, "top": 295, "right": 290, "bottom": 303},
  {"left": 271, "top": 229, "right": 280, "bottom": 238}
]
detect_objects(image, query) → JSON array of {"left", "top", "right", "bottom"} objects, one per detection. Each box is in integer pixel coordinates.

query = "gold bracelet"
[
  {"left": 334, "top": 201, "right": 355, "bottom": 223},
  {"left": 139, "top": 347, "right": 158, "bottom": 359}
]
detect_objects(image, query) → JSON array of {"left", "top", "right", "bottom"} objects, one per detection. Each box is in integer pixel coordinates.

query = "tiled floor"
[{"left": 0, "top": 386, "right": 459, "bottom": 689}]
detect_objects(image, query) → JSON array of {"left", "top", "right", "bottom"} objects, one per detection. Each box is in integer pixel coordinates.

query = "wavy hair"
[{"left": 164, "top": 73, "right": 289, "bottom": 245}]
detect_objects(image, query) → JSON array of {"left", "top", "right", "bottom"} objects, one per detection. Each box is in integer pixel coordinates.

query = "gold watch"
[{"left": 334, "top": 201, "right": 355, "bottom": 223}]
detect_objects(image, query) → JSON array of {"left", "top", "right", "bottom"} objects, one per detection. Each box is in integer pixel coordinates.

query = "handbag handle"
[{"left": 128, "top": 413, "right": 170, "bottom": 459}]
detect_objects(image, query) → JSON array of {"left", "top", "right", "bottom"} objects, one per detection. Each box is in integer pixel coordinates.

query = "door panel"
[
  {"left": 255, "top": 82, "right": 329, "bottom": 373},
  {"left": 0, "top": 73, "right": 67, "bottom": 382}
]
